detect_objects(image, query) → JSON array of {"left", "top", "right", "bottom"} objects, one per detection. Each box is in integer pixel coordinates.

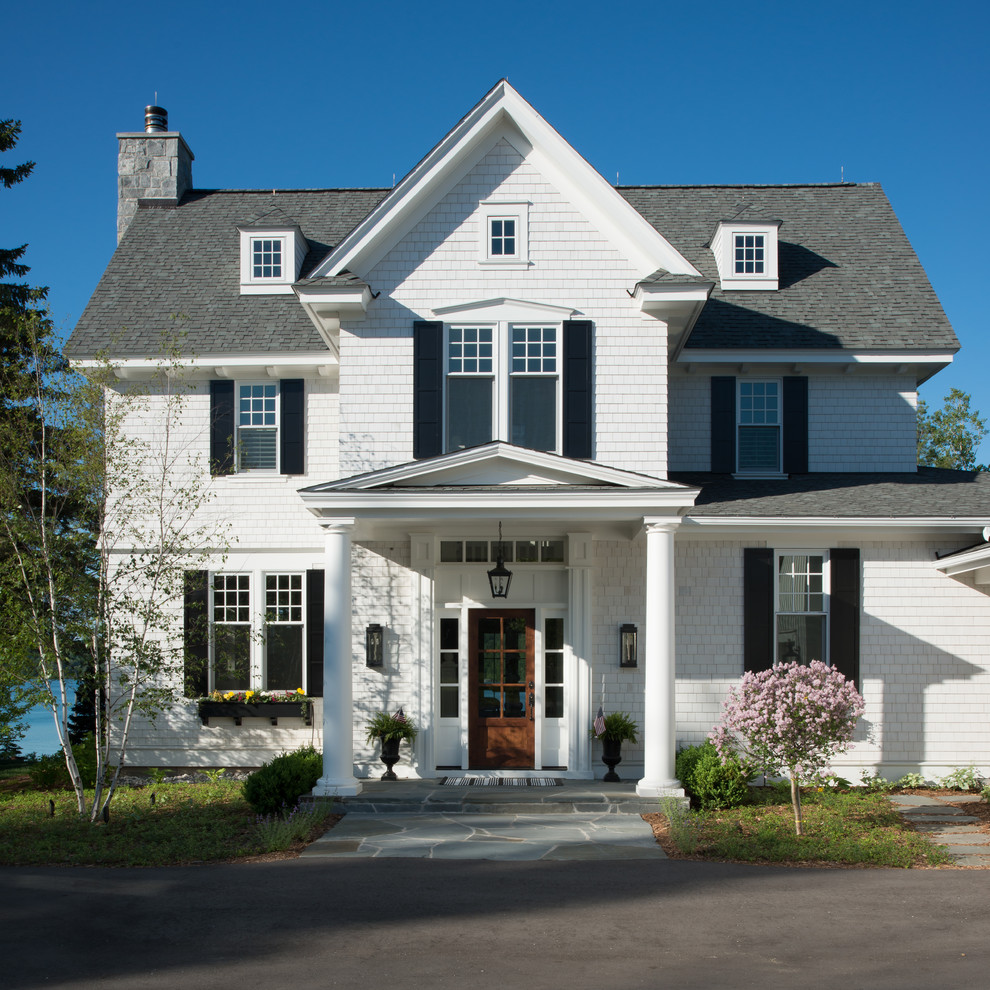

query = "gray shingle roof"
[
  {"left": 69, "top": 189, "right": 388, "bottom": 357},
  {"left": 619, "top": 184, "right": 958, "bottom": 352},
  {"left": 670, "top": 468, "right": 990, "bottom": 518},
  {"left": 69, "top": 182, "right": 958, "bottom": 358}
]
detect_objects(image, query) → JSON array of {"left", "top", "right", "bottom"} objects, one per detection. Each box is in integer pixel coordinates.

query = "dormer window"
[
  {"left": 710, "top": 219, "right": 780, "bottom": 290},
  {"left": 734, "top": 233, "right": 764, "bottom": 275},
  {"left": 252, "top": 237, "right": 283, "bottom": 279},
  {"left": 238, "top": 224, "right": 308, "bottom": 294},
  {"left": 479, "top": 201, "right": 530, "bottom": 266}
]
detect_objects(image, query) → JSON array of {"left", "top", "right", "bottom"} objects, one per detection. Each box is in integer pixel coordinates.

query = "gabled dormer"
[
  {"left": 709, "top": 209, "right": 781, "bottom": 291},
  {"left": 238, "top": 209, "right": 309, "bottom": 294}
]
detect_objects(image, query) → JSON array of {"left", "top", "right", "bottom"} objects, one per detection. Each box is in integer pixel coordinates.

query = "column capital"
[
  {"left": 321, "top": 517, "right": 356, "bottom": 536},
  {"left": 643, "top": 517, "right": 682, "bottom": 536}
]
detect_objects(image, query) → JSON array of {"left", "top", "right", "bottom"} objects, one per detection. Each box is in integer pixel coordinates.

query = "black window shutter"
[
  {"left": 413, "top": 321, "right": 443, "bottom": 459},
  {"left": 782, "top": 376, "right": 809, "bottom": 474},
  {"left": 829, "top": 548, "right": 861, "bottom": 688},
  {"left": 280, "top": 379, "right": 305, "bottom": 475},
  {"left": 743, "top": 548, "right": 773, "bottom": 673},
  {"left": 183, "top": 571, "right": 209, "bottom": 698},
  {"left": 562, "top": 320, "right": 593, "bottom": 459},
  {"left": 209, "top": 381, "right": 235, "bottom": 476},
  {"left": 711, "top": 376, "right": 736, "bottom": 473},
  {"left": 306, "top": 570, "right": 324, "bottom": 698}
]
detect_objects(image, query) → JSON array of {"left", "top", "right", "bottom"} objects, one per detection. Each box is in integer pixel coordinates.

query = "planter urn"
[
  {"left": 379, "top": 735, "right": 401, "bottom": 780},
  {"left": 601, "top": 736, "right": 623, "bottom": 782}
]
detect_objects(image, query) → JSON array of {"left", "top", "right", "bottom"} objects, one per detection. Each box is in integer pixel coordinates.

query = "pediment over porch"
[{"left": 303, "top": 442, "right": 688, "bottom": 492}]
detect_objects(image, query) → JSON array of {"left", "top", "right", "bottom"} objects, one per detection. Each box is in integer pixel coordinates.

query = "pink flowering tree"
[{"left": 710, "top": 660, "right": 865, "bottom": 835}]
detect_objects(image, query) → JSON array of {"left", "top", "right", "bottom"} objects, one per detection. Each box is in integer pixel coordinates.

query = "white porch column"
[
  {"left": 314, "top": 518, "right": 361, "bottom": 796},
  {"left": 637, "top": 518, "right": 684, "bottom": 797}
]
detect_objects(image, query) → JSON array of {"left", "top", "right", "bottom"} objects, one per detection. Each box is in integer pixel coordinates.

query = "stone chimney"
[{"left": 116, "top": 105, "right": 194, "bottom": 243}]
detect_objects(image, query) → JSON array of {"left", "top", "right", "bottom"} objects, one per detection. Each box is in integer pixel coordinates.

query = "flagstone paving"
[
  {"left": 301, "top": 812, "right": 666, "bottom": 861},
  {"left": 888, "top": 794, "right": 990, "bottom": 867}
]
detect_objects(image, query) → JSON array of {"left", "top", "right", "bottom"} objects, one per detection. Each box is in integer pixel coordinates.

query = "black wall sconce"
[
  {"left": 619, "top": 624, "right": 638, "bottom": 667},
  {"left": 487, "top": 522, "right": 513, "bottom": 599},
  {"left": 366, "top": 624, "right": 384, "bottom": 668}
]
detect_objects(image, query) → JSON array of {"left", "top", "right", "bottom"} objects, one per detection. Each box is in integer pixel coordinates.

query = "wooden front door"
[{"left": 468, "top": 610, "right": 535, "bottom": 769}]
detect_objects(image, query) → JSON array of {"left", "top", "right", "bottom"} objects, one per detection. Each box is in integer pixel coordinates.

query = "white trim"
[
  {"left": 432, "top": 297, "right": 576, "bottom": 322},
  {"left": 933, "top": 541, "right": 990, "bottom": 578},
  {"left": 308, "top": 81, "right": 701, "bottom": 281},
  {"left": 480, "top": 201, "right": 530, "bottom": 265},
  {"left": 76, "top": 353, "right": 337, "bottom": 380}
]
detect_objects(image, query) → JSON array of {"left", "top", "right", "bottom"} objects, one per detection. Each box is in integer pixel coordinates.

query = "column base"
[
  {"left": 636, "top": 778, "right": 686, "bottom": 798},
  {"left": 313, "top": 776, "right": 363, "bottom": 797}
]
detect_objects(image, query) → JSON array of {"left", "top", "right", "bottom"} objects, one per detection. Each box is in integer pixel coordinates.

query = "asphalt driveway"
[{"left": 2, "top": 858, "right": 987, "bottom": 989}]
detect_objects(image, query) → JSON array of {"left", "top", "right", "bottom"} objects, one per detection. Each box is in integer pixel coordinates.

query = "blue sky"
[
  {"left": 5, "top": 0, "right": 988, "bottom": 752},
  {"left": 5, "top": 0, "right": 988, "bottom": 465}
]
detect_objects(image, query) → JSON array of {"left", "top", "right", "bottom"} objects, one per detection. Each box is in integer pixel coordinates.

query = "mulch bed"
[{"left": 642, "top": 789, "right": 990, "bottom": 869}]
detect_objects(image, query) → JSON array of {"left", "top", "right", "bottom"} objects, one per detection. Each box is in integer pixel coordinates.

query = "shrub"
[
  {"left": 676, "top": 741, "right": 750, "bottom": 810},
  {"left": 242, "top": 746, "right": 322, "bottom": 816},
  {"left": 939, "top": 766, "right": 982, "bottom": 791},
  {"left": 894, "top": 772, "right": 928, "bottom": 789},
  {"left": 28, "top": 735, "right": 100, "bottom": 790}
]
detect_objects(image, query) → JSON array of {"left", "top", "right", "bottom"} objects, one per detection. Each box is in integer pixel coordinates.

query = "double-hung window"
[
  {"left": 212, "top": 574, "right": 252, "bottom": 691},
  {"left": 237, "top": 382, "right": 278, "bottom": 471},
  {"left": 738, "top": 380, "right": 781, "bottom": 473},
  {"left": 264, "top": 574, "right": 304, "bottom": 690},
  {"left": 775, "top": 552, "right": 828, "bottom": 664},
  {"left": 445, "top": 324, "right": 559, "bottom": 453}
]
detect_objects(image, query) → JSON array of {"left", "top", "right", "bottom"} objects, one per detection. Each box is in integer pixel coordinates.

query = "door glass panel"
[
  {"left": 503, "top": 654, "right": 524, "bottom": 683},
  {"left": 478, "top": 652, "right": 501, "bottom": 684},
  {"left": 478, "top": 687, "right": 500, "bottom": 717},
  {"left": 503, "top": 687, "right": 526, "bottom": 718},
  {"left": 503, "top": 617, "right": 527, "bottom": 651},
  {"left": 440, "top": 687, "right": 458, "bottom": 718},
  {"left": 440, "top": 617, "right": 458, "bottom": 651},
  {"left": 545, "top": 686, "right": 564, "bottom": 718},
  {"left": 544, "top": 617, "right": 564, "bottom": 720}
]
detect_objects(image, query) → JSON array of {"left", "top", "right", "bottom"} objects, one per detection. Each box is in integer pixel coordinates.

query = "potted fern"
[
  {"left": 590, "top": 711, "right": 638, "bottom": 782},
  {"left": 366, "top": 708, "right": 417, "bottom": 780}
]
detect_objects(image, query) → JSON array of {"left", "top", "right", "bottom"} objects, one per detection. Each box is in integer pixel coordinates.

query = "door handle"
[{"left": 529, "top": 691, "right": 535, "bottom": 720}]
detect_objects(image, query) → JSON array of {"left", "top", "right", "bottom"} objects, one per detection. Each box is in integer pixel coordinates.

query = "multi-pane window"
[
  {"left": 510, "top": 327, "right": 557, "bottom": 451},
  {"left": 439, "top": 538, "right": 564, "bottom": 564},
  {"left": 738, "top": 380, "right": 781, "bottom": 472},
  {"left": 445, "top": 325, "right": 559, "bottom": 453},
  {"left": 264, "top": 574, "right": 303, "bottom": 690},
  {"left": 489, "top": 218, "right": 516, "bottom": 257},
  {"left": 776, "top": 553, "right": 827, "bottom": 664},
  {"left": 447, "top": 328, "right": 494, "bottom": 450},
  {"left": 439, "top": 617, "right": 459, "bottom": 719},
  {"left": 212, "top": 574, "right": 251, "bottom": 691},
  {"left": 238, "top": 383, "right": 278, "bottom": 470},
  {"left": 544, "top": 617, "right": 564, "bottom": 718},
  {"left": 252, "top": 238, "right": 283, "bottom": 279},
  {"left": 734, "top": 233, "right": 765, "bottom": 274}
]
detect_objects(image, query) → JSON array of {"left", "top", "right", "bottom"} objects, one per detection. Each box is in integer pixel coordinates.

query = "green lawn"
[
  {"left": 0, "top": 777, "right": 335, "bottom": 867},
  {"left": 662, "top": 787, "right": 954, "bottom": 867}
]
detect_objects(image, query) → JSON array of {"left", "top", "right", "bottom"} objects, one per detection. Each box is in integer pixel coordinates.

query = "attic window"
[
  {"left": 490, "top": 218, "right": 517, "bottom": 258},
  {"left": 252, "top": 238, "right": 283, "bottom": 279},
  {"left": 734, "top": 234, "right": 764, "bottom": 275},
  {"left": 479, "top": 201, "right": 530, "bottom": 267}
]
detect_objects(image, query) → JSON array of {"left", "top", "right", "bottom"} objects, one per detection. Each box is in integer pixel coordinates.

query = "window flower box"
[{"left": 197, "top": 690, "right": 313, "bottom": 726}]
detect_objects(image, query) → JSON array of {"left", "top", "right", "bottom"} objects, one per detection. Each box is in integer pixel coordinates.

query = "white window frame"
[
  {"left": 709, "top": 220, "right": 780, "bottom": 290},
  {"left": 237, "top": 225, "right": 306, "bottom": 294},
  {"left": 733, "top": 232, "right": 766, "bottom": 275},
  {"left": 444, "top": 322, "right": 561, "bottom": 453},
  {"left": 236, "top": 380, "right": 280, "bottom": 473},
  {"left": 479, "top": 201, "right": 530, "bottom": 267},
  {"left": 774, "top": 551, "right": 829, "bottom": 666},
  {"left": 263, "top": 572, "right": 306, "bottom": 692},
  {"left": 736, "top": 378, "right": 783, "bottom": 476},
  {"left": 210, "top": 573, "right": 252, "bottom": 692},
  {"left": 209, "top": 571, "right": 309, "bottom": 693}
]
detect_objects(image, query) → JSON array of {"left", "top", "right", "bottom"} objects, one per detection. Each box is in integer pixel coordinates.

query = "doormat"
[{"left": 438, "top": 776, "right": 562, "bottom": 787}]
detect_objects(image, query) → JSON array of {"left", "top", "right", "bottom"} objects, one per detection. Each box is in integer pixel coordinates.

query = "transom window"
[
  {"left": 734, "top": 233, "right": 765, "bottom": 274},
  {"left": 775, "top": 553, "right": 828, "bottom": 664},
  {"left": 445, "top": 324, "right": 559, "bottom": 453},
  {"left": 238, "top": 383, "right": 278, "bottom": 471},
  {"left": 490, "top": 218, "right": 516, "bottom": 258},
  {"left": 252, "top": 238, "right": 283, "bottom": 279},
  {"left": 738, "top": 380, "right": 781, "bottom": 473},
  {"left": 439, "top": 538, "right": 565, "bottom": 563}
]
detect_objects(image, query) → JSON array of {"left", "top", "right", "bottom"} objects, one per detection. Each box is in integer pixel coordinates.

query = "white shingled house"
[{"left": 68, "top": 82, "right": 990, "bottom": 795}]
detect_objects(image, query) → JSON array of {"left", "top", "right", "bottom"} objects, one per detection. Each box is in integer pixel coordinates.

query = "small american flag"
[
  {"left": 593, "top": 706, "right": 606, "bottom": 737},
  {"left": 393, "top": 707, "right": 406, "bottom": 724}
]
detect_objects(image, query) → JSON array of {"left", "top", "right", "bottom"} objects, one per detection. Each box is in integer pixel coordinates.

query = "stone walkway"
[
  {"left": 300, "top": 810, "right": 666, "bottom": 860},
  {"left": 889, "top": 794, "right": 990, "bottom": 866}
]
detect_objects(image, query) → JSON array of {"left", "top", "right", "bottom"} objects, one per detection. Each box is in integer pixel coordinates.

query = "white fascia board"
[
  {"left": 432, "top": 298, "right": 576, "bottom": 323},
  {"left": 675, "top": 349, "right": 955, "bottom": 371},
  {"left": 299, "top": 488, "right": 700, "bottom": 518},
  {"left": 309, "top": 81, "right": 700, "bottom": 281},
  {"left": 934, "top": 543, "right": 990, "bottom": 577},
  {"left": 75, "top": 352, "right": 338, "bottom": 380},
  {"left": 307, "top": 442, "right": 685, "bottom": 492},
  {"left": 680, "top": 515, "right": 990, "bottom": 536}
]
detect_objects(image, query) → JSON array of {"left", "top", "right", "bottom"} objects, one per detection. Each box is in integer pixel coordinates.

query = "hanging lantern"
[{"left": 487, "top": 522, "right": 513, "bottom": 599}]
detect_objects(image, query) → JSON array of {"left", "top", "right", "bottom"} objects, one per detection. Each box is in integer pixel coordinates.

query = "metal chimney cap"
[{"left": 144, "top": 106, "right": 168, "bottom": 132}]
